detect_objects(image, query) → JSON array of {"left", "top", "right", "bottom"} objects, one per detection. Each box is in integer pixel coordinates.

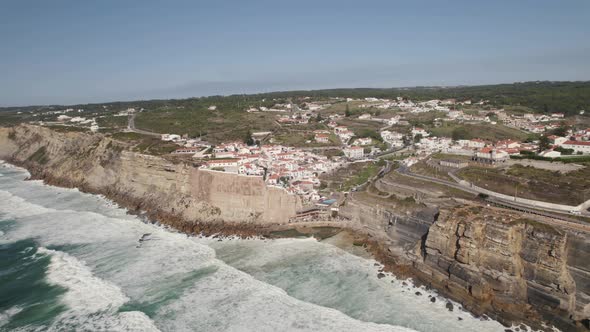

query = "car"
[{"left": 570, "top": 210, "right": 581, "bottom": 215}]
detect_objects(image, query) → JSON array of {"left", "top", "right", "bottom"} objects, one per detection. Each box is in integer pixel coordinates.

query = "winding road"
[{"left": 127, "top": 113, "right": 161, "bottom": 137}]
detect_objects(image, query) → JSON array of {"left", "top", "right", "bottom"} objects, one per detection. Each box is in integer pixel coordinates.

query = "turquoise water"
[{"left": 0, "top": 161, "right": 516, "bottom": 332}]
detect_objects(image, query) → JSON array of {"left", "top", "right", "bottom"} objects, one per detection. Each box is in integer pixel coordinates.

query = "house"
[
  {"left": 551, "top": 113, "right": 565, "bottom": 118},
  {"left": 411, "top": 127, "right": 429, "bottom": 137},
  {"left": 161, "top": 134, "right": 181, "bottom": 141},
  {"left": 315, "top": 133, "right": 330, "bottom": 144},
  {"left": 266, "top": 174, "right": 280, "bottom": 185},
  {"left": 343, "top": 146, "right": 364, "bottom": 159},
  {"left": 547, "top": 135, "right": 568, "bottom": 146},
  {"left": 215, "top": 151, "right": 237, "bottom": 159},
  {"left": 539, "top": 150, "right": 562, "bottom": 158},
  {"left": 495, "top": 139, "right": 520, "bottom": 149},
  {"left": 334, "top": 126, "right": 349, "bottom": 134},
  {"left": 385, "top": 116, "right": 399, "bottom": 125},
  {"left": 353, "top": 137, "right": 372, "bottom": 146},
  {"left": 561, "top": 141, "right": 590, "bottom": 154},
  {"left": 473, "top": 147, "right": 509, "bottom": 164},
  {"left": 205, "top": 159, "right": 239, "bottom": 169},
  {"left": 358, "top": 113, "right": 371, "bottom": 120}
]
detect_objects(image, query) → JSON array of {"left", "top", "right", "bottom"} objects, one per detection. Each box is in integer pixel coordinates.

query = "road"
[
  {"left": 394, "top": 164, "right": 590, "bottom": 224},
  {"left": 127, "top": 113, "right": 161, "bottom": 137}
]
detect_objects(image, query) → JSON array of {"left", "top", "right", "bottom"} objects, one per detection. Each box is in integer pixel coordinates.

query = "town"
[{"left": 133, "top": 95, "right": 590, "bottom": 212}]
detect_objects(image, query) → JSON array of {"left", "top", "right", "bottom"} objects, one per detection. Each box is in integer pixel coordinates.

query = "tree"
[
  {"left": 550, "top": 125, "right": 568, "bottom": 137},
  {"left": 451, "top": 127, "right": 469, "bottom": 141},
  {"left": 244, "top": 129, "right": 254, "bottom": 146},
  {"left": 538, "top": 135, "right": 550, "bottom": 152},
  {"left": 345, "top": 104, "right": 351, "bottom": 117},
  {"left": 414, "top": 134, "right": 423, "bottom": 143}
]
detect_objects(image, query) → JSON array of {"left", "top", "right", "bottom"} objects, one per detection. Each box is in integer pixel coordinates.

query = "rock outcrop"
[
  {"left": 340, "top": 194, "right": 590, "bottom": 331},
  {"left": 1, "top": 125, "right": 589, "bottom": 331},
  {"left": 0, "top": 125, "right": 301, "bottom": 227}
]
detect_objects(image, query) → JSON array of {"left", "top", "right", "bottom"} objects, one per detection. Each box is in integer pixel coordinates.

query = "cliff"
[
  {"left": 1, "top": 125, "right": 589, "bottom": 331},
  {"left": 0, "top": 125, "right": 301, "bottom": 229},
  {"left": 340, "top": 193, "right": 590, "bottom": 331}
]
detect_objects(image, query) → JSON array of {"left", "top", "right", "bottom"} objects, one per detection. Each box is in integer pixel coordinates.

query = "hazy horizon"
[
  {"left": 1, "top": 0, "right": 589, "bottom": 106},
  {"left": 2, "top": 79, "right": 590, "bottom": 109}
]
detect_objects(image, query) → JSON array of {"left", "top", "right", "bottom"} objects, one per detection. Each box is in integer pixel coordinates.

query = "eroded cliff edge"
[
  {"left": 0, "top": 125, "right": 301, "bottom": 231},
  {"left": 1, "top": 125, "right": 589, "bottom": 331}
]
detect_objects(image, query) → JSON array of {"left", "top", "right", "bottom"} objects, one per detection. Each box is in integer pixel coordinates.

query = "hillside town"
[{"left": 144, "top": 95, "right": 590, "bottom": 206}]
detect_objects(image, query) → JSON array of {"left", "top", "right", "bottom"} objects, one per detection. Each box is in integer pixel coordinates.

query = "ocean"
[{"left": 0, "top": 161, "right": 517, "bottom": 332}]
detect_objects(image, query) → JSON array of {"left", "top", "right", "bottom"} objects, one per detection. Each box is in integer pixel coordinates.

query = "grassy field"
[
  {"left": 110, "top": 131, "right": 179, "bottom": 155},
  {"left": 457, "top": 164, "right": 590, "bottom": 205},
  {"left": 96, "top": 115, "right": 128, "bottom": 129},
  {"left": 409, "top": 160, "right": 455, "bottom": 181},
  {"left": 382, "top": 170, "right": 476, "bottom": 200},
  {"left": 320, "top": 161, "right": 379, "bottom": 192},
  {"left": 429, "top": 122, "right": 529, "bottom": 141},
  {"left": 336, "top": 118, "right": 383, "bottom": 133},
  {"left": 134, "top": 107, "right": 280, "bottom": 144}
]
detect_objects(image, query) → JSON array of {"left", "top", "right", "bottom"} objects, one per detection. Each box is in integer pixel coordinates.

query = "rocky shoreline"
[{"left": 1, "top": 125, "right": 589, "bottom": 331}]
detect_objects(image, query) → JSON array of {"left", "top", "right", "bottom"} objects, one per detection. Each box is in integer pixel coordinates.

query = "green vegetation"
[
  {"left": 44, "top": 125, "right": 89, "bottom": 133},
  {"left": 511, "top": 154, "right": 590, "bottom": 163},
  {"left": 109, "top": 131, "right": 178, "bottom": 155},
  {"left": 343, "top": 163, "right": 379, "bottom": 190},
  {"left": 320, "top": 162, "right": 379, "bottom": 191},
  {"left": 111, "top": 132, "right": 150, "bottom": 141},
  {"left": 96, "top": 115, "right": 128, "bottom": 128},
  {"left": 429, "top": 123, "right": 529, "bottom": 141}
]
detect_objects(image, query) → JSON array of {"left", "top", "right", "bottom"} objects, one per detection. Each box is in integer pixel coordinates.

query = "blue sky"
[{"left": 1, "top": 0, "right": 589, "bottom": 106}]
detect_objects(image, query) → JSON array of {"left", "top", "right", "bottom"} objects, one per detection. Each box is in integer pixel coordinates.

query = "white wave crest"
[
  {"left": 38, "top": 247, "right": 160, "bottom": 332},
  {"left": 0, "top": 306, "right": 23, "bottom": 327}
]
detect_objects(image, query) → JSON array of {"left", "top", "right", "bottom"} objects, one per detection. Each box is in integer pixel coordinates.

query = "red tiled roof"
[{"left": 563, "top": 140, "right": 590, "bottom": 146}]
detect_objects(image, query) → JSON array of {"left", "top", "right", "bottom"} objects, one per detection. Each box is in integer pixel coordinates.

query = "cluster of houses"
[
  {"left": 409, "top": 126, "right": 590, "bottom": 165},
  {"left": 497, "top": 111, "right": 565, "bottom": 133},
  {"left": 54, "top": 114, "right": 100, "bottom": 132},
  {"left": 355, "top": 97, "right": 483, "bottom": 113},
  {"left": 547, "top": 128, "right": 590, "bottom": 155},
  {"left": 199, "top": 142, "right": 344, "bottom": 202}
]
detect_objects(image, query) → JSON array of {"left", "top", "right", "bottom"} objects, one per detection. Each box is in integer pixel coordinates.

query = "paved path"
[
  {"left": 394, "top": 165, "right": 590, "bottom": 223},
  {"left": 127, "top": 114, "right": 161, "bottom": 137}
]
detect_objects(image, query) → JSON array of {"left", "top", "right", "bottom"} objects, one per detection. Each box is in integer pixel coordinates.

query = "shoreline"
[{"left": 0, "top": 147, "right": 574, "bottom": 332}]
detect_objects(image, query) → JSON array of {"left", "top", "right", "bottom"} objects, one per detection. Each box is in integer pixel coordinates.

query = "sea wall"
[{"left": 0, "top": 125, "right": 301, "bottom": 226}]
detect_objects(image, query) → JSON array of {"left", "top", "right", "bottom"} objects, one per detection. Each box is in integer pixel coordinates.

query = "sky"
[{"left": 1, "top": 0, "right": 589, "bottom": 106}]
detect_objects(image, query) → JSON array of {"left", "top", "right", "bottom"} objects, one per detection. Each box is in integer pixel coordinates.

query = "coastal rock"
[{"left": 2, "top": 125, "right": 590, "bottom": 331}]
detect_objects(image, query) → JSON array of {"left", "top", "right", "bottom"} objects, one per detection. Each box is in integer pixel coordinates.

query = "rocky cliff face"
[
  {"left": 340, "top": 194, "right": 590, "bottom": 331},
  {"left": 2, "top": 125, "right": 589, "bottom": 330},
  {"left": 0, "top": 125, "right": 301, "bottom": 228}
]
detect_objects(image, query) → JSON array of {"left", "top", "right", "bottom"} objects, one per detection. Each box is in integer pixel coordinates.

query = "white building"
[
  {"left": 562, "top": 141, "right": 590, "bottom": 154},
  {"left": 411, "top": 127, "right": 429, "bottom": 137},
  {"left": 315, "top": 133, "right": 330, "bottom": 143},
  {"left": 161, "top": 134, "right": 182, "bottom": 141},
  {"left": 343, "top": 146, "right": 364, "bottom": 159},
  {"left": 353, "top": 137, "right": 372, "bottom": 146},
  {"left": 205, "top": 159, "right": 239, "bottom": 172}
]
